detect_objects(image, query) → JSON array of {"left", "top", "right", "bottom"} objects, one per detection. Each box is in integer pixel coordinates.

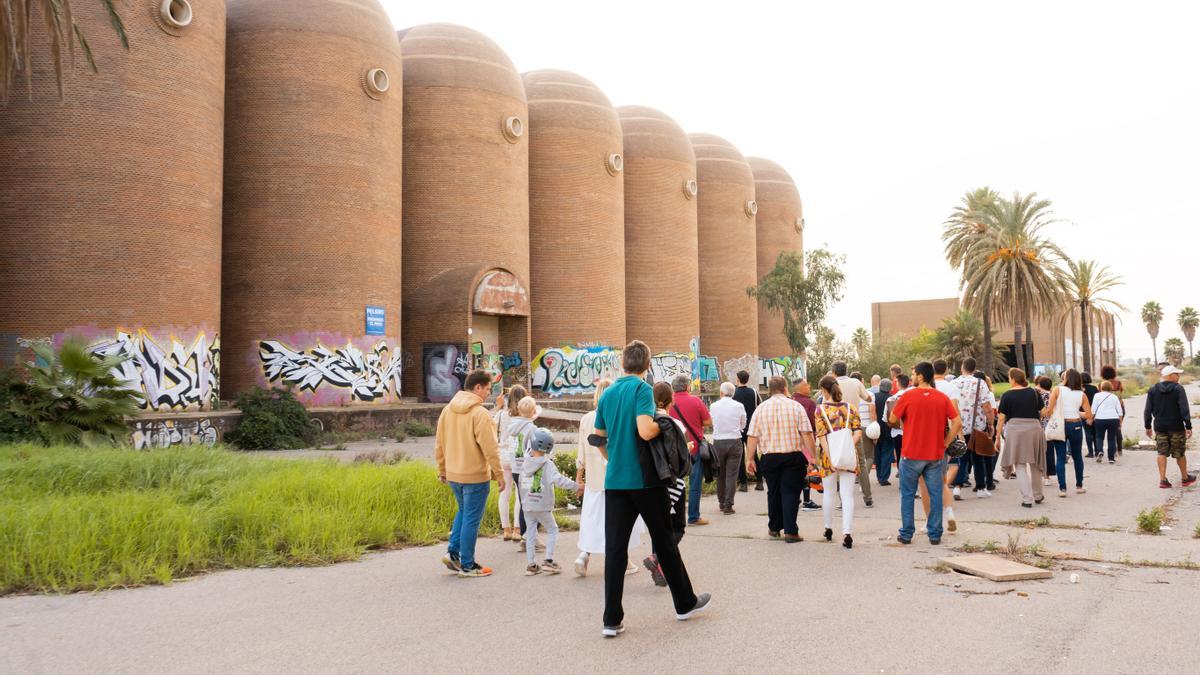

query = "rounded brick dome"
[
  {"left": 524, "top": 70, "right": 625, "bottom": 368},
  {"left": 618, "top": 106, "right": 699, "bottom": 356},
  {"left": 400, "top": 24, "right": 530, "bottom": 400},
  {"left": 748, "top": 157, "right": 803, "bottom": 358},
  {"left": 0, "top": 0, "right": 226, "bottom": 411},
  {"left": 221, "top": 0, "right": 404, "bottom": 405},
  {"left": 690, "top": 133, "right": 759, "bottom": 372}
]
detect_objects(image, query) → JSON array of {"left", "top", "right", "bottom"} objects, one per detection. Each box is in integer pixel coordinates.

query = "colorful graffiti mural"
[
  {"left": 531, "top": 345, "right": 621, "bottom": 396},
  {"left": 259, "top": 338, "right": 402, "bottom": 404},
  {"left": 87, "top": 329, "right": 220, "bottom": 411},
  {"left": 423, "top": 343, "right": 469, "bottom": 403},
  {"left": 759, "top": 355, "right": 806, "bottom": 386},
  {"left": 131, "top": 418, "right": 220, "bottom": 450}
]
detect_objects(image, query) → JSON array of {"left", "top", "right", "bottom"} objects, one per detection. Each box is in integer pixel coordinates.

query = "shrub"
[
  {"left": 1194, "top": 522, "right": 1200, "bottom": 539},
  {"left": 1122, "top": 436, "right": 1138, "bottom": 449},
  {"left": 227, "top": 388, "right": 317, "bottom": 450},
  {"left": 0, "top": 368, "right": 34, "bottom": 444},
  {"left": 6, "top": 339, "right": 143, "bottom": 447},
  {"left": 401, "top": 420, "right": 435, "bottom": 437},
  {"left": 1137, "top": 507, "right": 1165, "bottom": 534},
  {"left": 551, "top": 449, "right": 582, "bottom": 508}
]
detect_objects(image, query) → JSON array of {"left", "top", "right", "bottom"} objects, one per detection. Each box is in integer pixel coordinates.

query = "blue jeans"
[
  {"left": 448, "top": 481, "right": 490, "bottom": 568},
  {"left": 687, "top": 452, "right": 704, "bottom": 523},
  {"left": 899, "top": 458, "right": 945, "bottom": 542},
  {"left": 1094, "top": 418, "right": 1121, "bottom": 462},
  {"left": 874, "top": 434, "right": 894, "bottom": 483},
  {"left": 1050, "top": 421, "right": 1085, "bottom": 490}
]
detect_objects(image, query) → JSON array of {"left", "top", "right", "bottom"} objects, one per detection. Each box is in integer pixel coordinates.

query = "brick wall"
[{"left": 749, "top": 157, "right": 803, "bottom": 359}]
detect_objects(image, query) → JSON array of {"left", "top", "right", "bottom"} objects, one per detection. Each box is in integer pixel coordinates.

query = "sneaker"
[
  {"left": 738, "top": 483, "right": 749, "bottom": 493},
  {"left": 625, "top": 562, "right": 639, "bottom": 575},
  {"left": 541, "top": 560, "right": 562, "bottom": 575},
  {"left": 879, "top": 480, "right": 892, "bottom": 486},
  {"left": 518, "top": 540, "right": 527, "bottom": 553},
  {"left": 897, "top": 536, "right": 912, "bottom": 545},
  {"left": 602, "top": 624, "right": 625, "bottom": 638},
  {"left": 864, "top": 498, "right": 874, "bottom": 508},
  {"left": 929, "top": 538, "right": 941, "bottom": 546},
  {"left": 977, "top": 490, "right": 992, "bottom": 499},
  {"left": 1184, "top": 477, "right": 1198, "bottom": 488},
  {"left": 721, "top": 508, "right": 735, "bottom": 515},
  {"left": 1076, "top": 487, "right": 1086, "bottom": 494},
  {"left": 676, "top": 592, "right": 712, "bottom": 620},
  {"left": 1059, "top": 490, "right": 1067, "bottom": 498},
  {"left": 953, "top": 487, "right": 962, "bottom": 501},
  {"left": 644, "top": 556, "right": 667, "bottom": 587},
  {"left": 458, "top": 563, "right": 493, "bottom": 578},
  {"left": 441, "top": 553, "right": 462, "bottom": 572},
  {"left": 525, "top": 563, "right": 542, "bottom": 576},
  {"left": 801, "top": 501, "right": 820, "bottom": 511},
  {"left": 1160, "top": 479, "right": 1173, "bottom": 489},
  {"left": 1043, "top": 478, "right": 1051, "bottom": 487},
  {"left": 689, "top": 518, "right": 710, "bottom": 526},
  {"left": 574, "top": 553, "right": 589, "bottom": 577}
]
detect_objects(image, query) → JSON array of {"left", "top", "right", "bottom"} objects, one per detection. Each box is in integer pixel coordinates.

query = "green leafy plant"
[
  {"left": 0, "top": 368, "right": 34, "bottom": 443},
  {"left": 6, "top": 339, "right": 143, "bottom": 447},
  {"left": 401, "top": 420, "right": 434, "bottom": 437},
  {"left": 1137, "top": 507, "right": 1165, "bottom": 534},
  {"left": 747, "top": 247, "right": 847, "bottom": 355},
  {"left": 226, "top": 388, "right": 317, "bottom": 450},
  {"left": 1193, "top": 522, "right": 1200, "bottom": 539}
]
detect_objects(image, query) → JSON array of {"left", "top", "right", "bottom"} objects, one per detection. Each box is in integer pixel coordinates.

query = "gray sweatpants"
[{"left": 524, "top": 510, "right": 558, "bottom": 564}]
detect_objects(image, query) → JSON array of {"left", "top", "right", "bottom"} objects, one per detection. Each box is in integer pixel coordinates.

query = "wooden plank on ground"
[{"left": 939, "top": 554, "right": 1052, "bottom": 581}]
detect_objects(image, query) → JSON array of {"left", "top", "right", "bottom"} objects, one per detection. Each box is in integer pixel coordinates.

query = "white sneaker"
[
  {"left": 952, "top": 487, "right": 962, "bottom": 501},
  {"left": 574, "top": 553, "right": 589, "bottom": 577},
  {"left": 977, "top": 490, "right": 992, "bottom": 499},
  {"left": 1043, "top": 478, "right": 1051, "bottom": 487},
  {"left": 625, "top": 561, "right": 639, "bottom": 575}
]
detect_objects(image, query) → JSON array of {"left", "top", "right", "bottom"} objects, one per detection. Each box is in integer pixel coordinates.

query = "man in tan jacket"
[{"left": 437, "top": 369, "right": 504, "bottom": 578}]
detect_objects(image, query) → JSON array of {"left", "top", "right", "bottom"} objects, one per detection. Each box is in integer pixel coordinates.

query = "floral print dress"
[{"left": 813, "top": 401, "right": 862, "bottom": 477}]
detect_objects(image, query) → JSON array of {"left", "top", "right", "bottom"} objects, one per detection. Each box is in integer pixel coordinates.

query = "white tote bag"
[
  {"left": 1044, "top": 388, "right": 1066, "bottom": 442},
  {"left": 821, "top": 404, "right": 858, "bottom": 471}
]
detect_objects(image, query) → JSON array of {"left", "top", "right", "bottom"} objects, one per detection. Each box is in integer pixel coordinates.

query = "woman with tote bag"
[
  {"left": 1043, "top": 369, "right": 1094, "bottom": 498},
  {"left": 813, "top": 375, "right": 863, "bottom": 549}
]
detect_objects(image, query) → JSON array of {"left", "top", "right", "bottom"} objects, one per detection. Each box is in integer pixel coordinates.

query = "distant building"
[{"left": 871, "top": 297, "right": 1118, "bottom": 375}]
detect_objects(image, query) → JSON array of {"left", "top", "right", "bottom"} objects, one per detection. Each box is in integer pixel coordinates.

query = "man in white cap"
[{"left": 1144, "top": 365, "right": 1195, "bottom": 488}]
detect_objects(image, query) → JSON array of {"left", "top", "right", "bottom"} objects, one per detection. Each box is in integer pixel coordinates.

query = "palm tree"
[
  {"left": 1163, "top": 338, "right": 1185, "bottom": 367},
  {"left": 1061, "top": 260, "right": 1126, "bottom": 373},
  {"left": 934, "top": 309, "right": 1007, "bottom": 374},
  {"left": 1178, "top": 307, "right": 1198, "bottom": 360},
  {"left": 850, "top": 328, "right": 870, "bottom": 358},
  {"left": 2, "top": 0, "right": 127, "bottom": 102},
  {"left": 943, "top": 187, "right": 1000, "bottom": 377},
  {"left": 961, "top": 192, "right": 1066, "bottom": 374},
  {"left": 1142, "top": 301, "right": 1163, "bottom": 363}
]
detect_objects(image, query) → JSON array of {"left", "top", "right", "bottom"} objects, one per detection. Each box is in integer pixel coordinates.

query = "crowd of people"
[{"left": 432, "top": 342, "right": 1195, "bottom": 637}]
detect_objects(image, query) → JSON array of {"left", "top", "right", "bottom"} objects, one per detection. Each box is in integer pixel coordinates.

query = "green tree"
[
  {"left": 1142, "top": 301, "right": 1163, "bottom": 364},
  {"left": 1061, "top": 260, "right": 1125, "bottom": 373},
  {"left": 962, "top": 192, "right": 1066, "bottom": 373},
  {"left": 934, "top": 309, "right": 1006, "bottom": 374},
  {"left": 850, "top": 327, "right": 871, "bottom": 358},
  {"left": 1178, "top": 307, "right": 1198, "bottom": 360},
  {"left": 747, "top": 247, "right": 847, "bottom": 356},
  {"left": 2, "top": 0, "right": 128, "bottom": 102},
  {"left": 6, "top": 338, "right": 143, "bottom": 446},
  {"left": 943, "top": 186, "right": 1001, "bottom": 377},
  {"left": 1163, "top": 338, "right": 1185, "bottom": 366}
]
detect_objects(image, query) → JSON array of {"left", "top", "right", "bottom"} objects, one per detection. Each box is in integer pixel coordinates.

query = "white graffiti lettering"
[
  {"left": 131, "top": 418, "right": 219, "bottom": 450},
  {"left": 259, "top": 339, "right": 402, "bottom": 402},
  {"left": 531, "top": 346, "right": 621, "bottom": 396},
  {"left": 90, "top": 330, "right": 220, "bottom": 411}
]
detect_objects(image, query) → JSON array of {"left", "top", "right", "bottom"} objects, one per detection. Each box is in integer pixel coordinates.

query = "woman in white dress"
[
  {"left": 574, "top": 378, "right": 643, "bottom": 576},
  {"left": 494, "top": 384, "right": 527, "bottom": 541}
]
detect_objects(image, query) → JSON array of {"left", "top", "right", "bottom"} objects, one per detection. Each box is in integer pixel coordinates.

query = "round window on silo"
[
  {"left": 160, "top": 0, "right": 192, "bottom": 28},
  {"left": 745, "top": 200, "right": 758, "bottom": 217},
  {"left": 503, "top": 116, "right": 524, "bottom": 143},
  {"left": 683, "top": 178, "right": 698, "bottom": 199},
  {"left": 606, "top": 152, "right": 624, "bottom": 176},
  {"left": 364, "top": 68, "right": 390, "bottom": 99},
  {"left": 795, "top": 216, "right": 805, "bottom": 232}
]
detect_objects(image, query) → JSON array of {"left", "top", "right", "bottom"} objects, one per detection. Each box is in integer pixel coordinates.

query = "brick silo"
[
  {"left": 619, "top": 106, "right": 699, "bottom": 359},
  {"left": 748, "top": 157, "right": 804, "bottom": 360},
  {"left": 221, "top": 0, "right": 404, "bottom": 406},
  {"left": 691, "top": 134, "right": 759, "bottom": 379},
  {"left": 0, "top": 0, "right": 225, "bottom": 411},
  {"left": 399, "top": 24, "right": 530, "bottom": 402},
  {"left": 523, "top": 70, "right": 625, "bottom": 396}
]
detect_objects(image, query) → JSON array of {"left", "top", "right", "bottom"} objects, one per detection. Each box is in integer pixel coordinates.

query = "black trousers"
[
  {"left": 605, "top": 487, "right": 697, "bottom": 627},
  {"left": 759, "top": 452, "right": 807, "bottom": 535}
]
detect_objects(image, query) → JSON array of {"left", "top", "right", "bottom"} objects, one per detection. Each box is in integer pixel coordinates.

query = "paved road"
[{"left": 4, "top": 391, "right": 1200, "bottom": 674}]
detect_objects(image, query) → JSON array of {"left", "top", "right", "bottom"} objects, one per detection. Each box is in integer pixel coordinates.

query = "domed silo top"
[
  {"left": 399, "top": 23, "right": 524, "bottom": 100},
  {"left": 228, "top": 0, "right": 398, "bottom": 47},
  {"left": 690, "top": 133, "right": 755, "bottom": 187},
  {"left": 618, "top": 105, "right": 696, "bottom": 166},
  {"left": 748, "top": 156, "right": 803, "bottom": 216},
  {"left": 524, "top": 69, "right": 618, "bottom": 131}
]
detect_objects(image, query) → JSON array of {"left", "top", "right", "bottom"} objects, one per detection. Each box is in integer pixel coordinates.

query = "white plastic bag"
[{"left": 822, "top": 404, "right": 858, "bottom": 471}]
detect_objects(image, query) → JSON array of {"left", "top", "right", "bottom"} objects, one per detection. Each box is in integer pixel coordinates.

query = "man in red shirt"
[
  {"left": 889, "top": 361, "right": 961, "bottom": 545},
  {"left": 669, "top": 374, "right": 712, "bottom": 526}
]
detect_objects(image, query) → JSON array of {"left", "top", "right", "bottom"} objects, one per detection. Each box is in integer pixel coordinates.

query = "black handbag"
[{"left": 673, "top": 405, "right": 715, "bottom": 478}]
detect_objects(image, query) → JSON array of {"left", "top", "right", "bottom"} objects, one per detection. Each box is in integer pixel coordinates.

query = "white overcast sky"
[{"left": 382, "top": 0, "right": 1198, "bottom": 361}]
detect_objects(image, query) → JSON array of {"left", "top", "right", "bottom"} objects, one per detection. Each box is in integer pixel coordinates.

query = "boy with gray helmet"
[{"left": 520, "top": 427, "right": 582, "bottom": 575}]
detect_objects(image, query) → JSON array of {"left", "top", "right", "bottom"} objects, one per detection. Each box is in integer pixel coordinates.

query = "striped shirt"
[{"left": 747, "top": 393, "right": 813, "bottom": 454}]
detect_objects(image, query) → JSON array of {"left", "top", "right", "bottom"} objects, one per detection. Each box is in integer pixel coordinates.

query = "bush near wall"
[{"left": 0, "top": 445, "right": 503, "bottom": 594}]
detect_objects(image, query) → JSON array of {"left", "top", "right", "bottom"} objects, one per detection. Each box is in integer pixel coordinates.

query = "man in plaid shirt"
[{"left": 746, "top": 376, "right": 816, "bottom": 542}]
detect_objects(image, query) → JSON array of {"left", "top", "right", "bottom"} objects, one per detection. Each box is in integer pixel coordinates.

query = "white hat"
[{"left": 1160, "top": 365, "right": 1184, "bottom": 377}]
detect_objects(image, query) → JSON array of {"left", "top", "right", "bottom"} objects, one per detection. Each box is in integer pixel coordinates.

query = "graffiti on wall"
[
  {"left": 759, "top": 356, "right": 806, "bottom": 387},
  {"left": 88, "top": 330, "right": 221, "bottom": 411},
  {"left": 531, "top": 345, "right": 621, "bottom": 396},
  {"left": 131, "top": 418, "right": 219, "bottom": 450},
  {"left": 423, "top": 343, "right": 469, "bottom": 403},
  {"left": 259, "top": 338, "right": 402, "bottom": 404}
]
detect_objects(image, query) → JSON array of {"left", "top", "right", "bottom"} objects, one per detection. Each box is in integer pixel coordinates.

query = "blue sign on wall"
[{"left": 365, "top": 306, "right": 386, "bottom": 336}]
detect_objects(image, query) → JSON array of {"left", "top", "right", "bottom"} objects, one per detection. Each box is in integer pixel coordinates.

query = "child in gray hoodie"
[{"left": 520, "top": 427, "right": 581, "bottom": 575}]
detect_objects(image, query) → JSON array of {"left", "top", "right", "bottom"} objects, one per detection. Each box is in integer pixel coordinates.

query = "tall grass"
[{"left": 0, "top": 445, "right": 501, "bottom": 594}]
